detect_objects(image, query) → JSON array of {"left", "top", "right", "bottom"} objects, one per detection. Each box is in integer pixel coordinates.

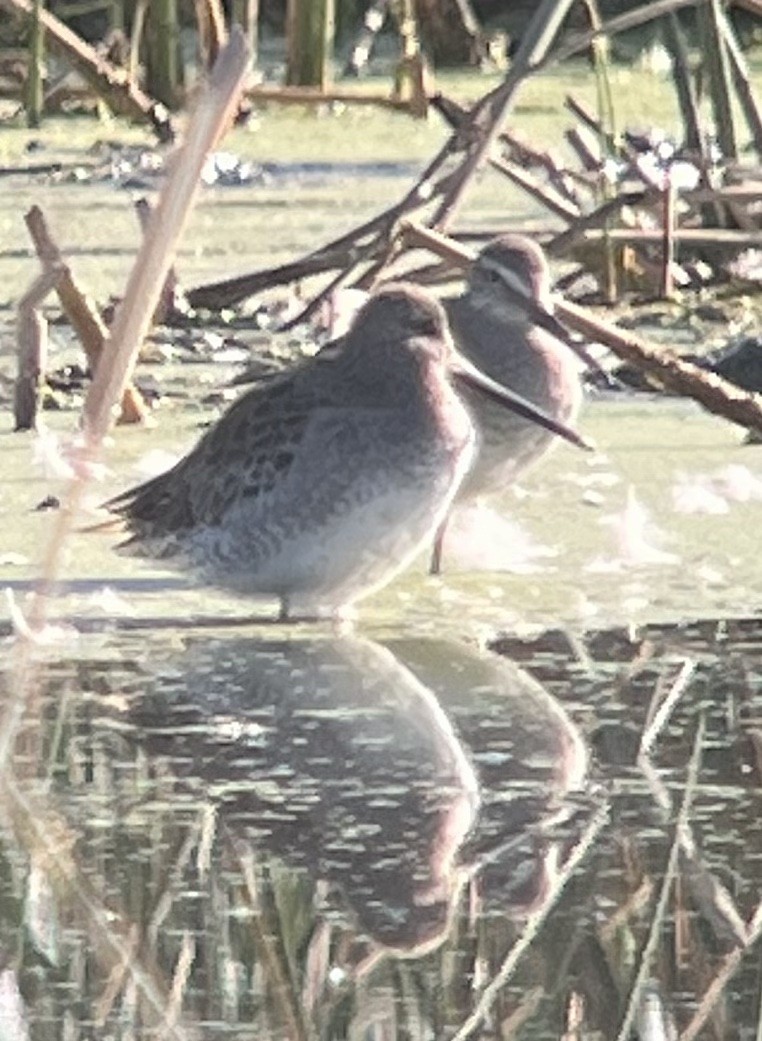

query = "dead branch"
[
  {"left": 557, "top": 300, "right": 762, "bottom": 436},
  {"left": 195, "top": 0, "right": 228, "bottom": 71},
  {"left": 450, "top": 801, "right": 610, "bottom": 1041},
  {"left": 15, "top": 266, "right": 62, "bottom": 430},
  {"left": 613, "top": 716, "right": 705, "bottom": 1041},
  {"left": 398, "top": 221, "right": 762, "bottom": 438},
  {"left": 134, "top": 197, "right": 179, "bottom": 327},
  {"left": 490, "top": 156, "right": 582, "bottom": 222},
  {"left": 22, "top": 29, "right": 249, "bottom": 637},
  {"left": 579, "top": 228, "right": 762, "bottom": 248},
  {"left": 24, "top": 206, "right": 148, "bottom": 425},
  {"left": 431, "top": 0, "right": 579, "bottom": 230},
  {"left": 542, "top": 0, "right": 712, "bottom": 69},
  {"left": 0, "top": 772, "right": 200, "bottom": 1040},
  {"left": 679, "top": 901, "right": 762, "bottom": 1041},
  {"left": 0, "top": 0, "right": 174, "bottom": 142}
]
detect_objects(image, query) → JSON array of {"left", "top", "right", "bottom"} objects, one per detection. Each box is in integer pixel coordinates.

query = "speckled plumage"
[{"left": 108, "top": 285, "right": 478, "bottom": 620}]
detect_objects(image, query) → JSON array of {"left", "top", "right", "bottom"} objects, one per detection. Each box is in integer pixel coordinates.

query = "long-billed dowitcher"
[
  {"left": 430, "top": 234, "right": 589, "bottom": 574},
  {"left": 104, "top": 283, "right": 588, "bottom": 621}
]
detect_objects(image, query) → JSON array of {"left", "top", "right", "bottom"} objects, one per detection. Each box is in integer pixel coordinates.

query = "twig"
[
  {"left": 450, "top": 800, "right": 609, "bottom": 1041},
  {"left": 0, "top": 772, "right": 198, "bottom": 1039},
  {"left": 134, "top": 196, "right": 179, "bottom": 327},
  {"left": 1, "top": 32, "right": 250, "bottom": 779},
  {"left": 0, "top": 0, "right": 174, "bottom": 141},
  {"left": 24, "top": 204, "right": 148, "bottom": 425},
  {"left": 679, "top": 901, "right": 762, "bottom": 1041},
  {"left": 490, "top": 155, "right": 581, "bottom": 222},
  {"left": 699, "top": 0, "right": 739, "bottom": 162},
  {"left": 227, "top": 832, "right": 315, "bottom": 1041},
  {"left": 678, "top": 830, "right": 748, "bottom": 949},
  {"left": 664, "top": 13, "right": 703, "bottom": 153},
  {"left": 399, "top": 221, "right": 762, "bottom": 437},
  {"left": 613, "top": 714, "right": 706, "bottom": 1041},
  {"left": 639, "top": 659, "right": 696, "bottom": 759},
  {"left": 432, "top": 0, "right": 579, "bottom": 230},
  {"left": 547, "top": 191, "right": 652, "bottom": 256},
  {"left": 541, "top": 0, "right": 710, "bottom": 70},
  {"left": 716, "top": 2, "right": 762, "bottom": 158},
  {"left": 431, "top": 90, "right": 583, "bottom": 220},
  {"left": 163, "top": 932, "right": 196, "bottom": 1035},
  {"left": 555, "top": 296, "right": 762, "bottom": 437},
  {"left": 14, "top": 266, "right": 62, "bottom": 431}
]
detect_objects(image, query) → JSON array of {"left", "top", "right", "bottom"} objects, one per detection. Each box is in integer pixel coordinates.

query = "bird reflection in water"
[
  {"left": 117, "top": 632, "right": 589, "bottom": 971},
  {"left": 389, "top": 639, "right": 590, "bottom": 917}
]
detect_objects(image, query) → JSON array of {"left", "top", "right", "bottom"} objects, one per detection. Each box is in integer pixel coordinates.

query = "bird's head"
[
  {"left": 350, "top": 283, "right": 455, "bottom": 367},
  {"left": 467, "top": 234, "right": 552, "bottom": 322}
]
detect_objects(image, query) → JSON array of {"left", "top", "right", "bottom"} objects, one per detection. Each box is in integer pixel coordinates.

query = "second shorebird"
[
  {"left": 431, "top": 234, "right": 589, "bottom": 573},
  {"left": 103, "top": 284, "right": 587, "bottom": 621}
]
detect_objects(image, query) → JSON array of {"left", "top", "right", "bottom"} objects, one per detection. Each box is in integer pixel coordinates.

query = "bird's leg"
[
  {"left": 277, "top": 596, "right": 290, "bottom": 622},
  {"left": 429, "top": 518, "right": 448, "bottom": 575}
]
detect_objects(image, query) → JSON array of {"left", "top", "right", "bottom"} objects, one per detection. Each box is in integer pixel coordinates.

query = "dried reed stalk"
[
  {"left": 0, "top": 772, "right": 200, "bottom": 1038},
  {"left": 397, "top": 221, "right": 762, "bottom": 439},
  {"left": 14, "top": 266, "right": 62, "bottom": 430},
  {"left": 450, "top": 801, "right": 609, "bottom": 1041},
  {"left": 613, "top": 714, "right": 705, "bottom": 1041},
  {"left": 1, "top": 31, "right": 250, "bottom": 774},
  {"left": 24, "top": 204, "right": 148, "bottom": 425},
  {"left": 32, "top": 29, "right": 249, "bottom": 623}
]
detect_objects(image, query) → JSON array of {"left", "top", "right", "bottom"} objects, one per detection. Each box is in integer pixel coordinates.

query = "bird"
[
  {"left": 430, "top": 234, "right": 592, "bottom": 574},
  {"left": 101, "top": 283, "right": 588, "bottom": 622}
]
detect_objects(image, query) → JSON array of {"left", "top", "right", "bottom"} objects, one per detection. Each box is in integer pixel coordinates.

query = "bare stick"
[
  {"left": 24, "top": 205, "right": 148, "bottom": 425},
  {"left": 680, "top": 901, "right": 762, "bottom": 1041},
  {"left": 614, "top": 715, "right": 705, "bottom": 1041},
  {"left": 14, "top": 32, "right": 249, "bottom": 646},
  {"left": 432, "top": 0, "right": 579, "bottom": 230},
  {"left": 639, "top": 659, "right": 696, "bottom": 759},
  {"left": 83, "top": 32, "right": 248, "bottom": 442},
  {"left": 665, "top": 12, "right": 703, "bottom": 153},
  {"left": 134, "top": 196, "right": 179, "bottom": 326},
  {"left": 0, "top": 0, "right": 174, "bottom": 141},
  {"left": 490, "top": 155, "right": 581, "bottom": 222},
  {"left": 0, "top": 773, "right": 199, "bottom": 1039},
  {"left": 660, "top": 177, "right": 676, "bottom": 300},
  {"left": 547, "top": 191, "right": 652, "bottom": 256},
  {"left": 195, "top": 0, "right": 228, "bottom": 70},
  {"left": 556, "top": 296, "right": 762, "bottom": 436},
  {"left": 579, "top": 227, "right": 762, "bottom": 248},
  {"left": 450, "top": 800, "right": 609, "bottom": 1041},
  {"left": 541, "top": 0, "right": 710, "bottom": 70},
  {"left": 398, "top": 221, "right": 762, "bottom": 437},
  {"left": 678, "top": 829, "right": 748, "bottom": 948},
  {"left": 14, "top": 267, "right": 62, "bottom": 430},
  {"left": 716, "top": 3, "right": 762, "bottom": 157}
]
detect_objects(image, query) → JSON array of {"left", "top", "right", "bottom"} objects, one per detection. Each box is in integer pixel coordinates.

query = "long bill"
[
  {"left": 450, "top": 354, "right": 594, "bottom": 452},
  {"left": 501, "top": 281, "right": 614, "bottom": 386},
  {"left": 530, "top": 299, "right": 613, "bottom": 383}
]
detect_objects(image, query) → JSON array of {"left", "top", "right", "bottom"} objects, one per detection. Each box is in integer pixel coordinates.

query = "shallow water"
[
  {"left": 1, "top": 61, "right": 762, "bottom": 1037},
  {"left": 1, "top": 395, "right": 761, "bottom": 635},
  {"left": 0, "top": 618, "right": 759, "bottom": 1039}
]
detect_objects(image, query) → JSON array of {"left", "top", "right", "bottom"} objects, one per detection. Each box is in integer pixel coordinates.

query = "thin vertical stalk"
[{"left": 25, "top": 0, "right": 44, "bottom": 127}]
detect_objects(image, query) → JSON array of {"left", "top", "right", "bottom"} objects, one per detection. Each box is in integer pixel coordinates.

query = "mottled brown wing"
[{"left": 107, "top": 366, "right": 323, "bottom": 544}]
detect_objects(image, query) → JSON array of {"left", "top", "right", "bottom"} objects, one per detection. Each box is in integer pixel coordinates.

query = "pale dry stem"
[{"left": 450, "top": 799, "right": 610, "bottom": 1041}]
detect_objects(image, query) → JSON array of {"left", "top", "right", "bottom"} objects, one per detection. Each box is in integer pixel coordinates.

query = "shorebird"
[
  {"left": 430, "top": 234, "right": 590, "bottom": 574},
  {"left": 102, "top": 284, "right": 588, "bottom": 621}
]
